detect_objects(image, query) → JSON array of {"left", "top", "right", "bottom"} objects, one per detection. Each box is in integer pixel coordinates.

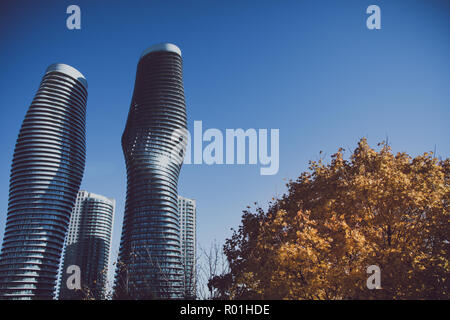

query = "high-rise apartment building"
[
  {"left": 0, "top": 64, "right": 87, "bottom": 300},
  {"left": 59, "top": 191, "right": 115, "bottom": 300},
  {"left": 114, "top": 43, "right": 187, "bottom": 299},
  {"left": 178, "top": 196, "right": 196, "bottom": 298}
]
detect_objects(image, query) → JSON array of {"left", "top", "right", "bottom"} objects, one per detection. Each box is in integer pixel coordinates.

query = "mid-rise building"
[
  {"left": 0, "top": 64, "right": 88, "bottom": 300},
  {"left": 178, "top": 196, "right": 196, "bottom": 298},
  {"left": 59, "top": 191, "right": 115, "bottom": 300}
]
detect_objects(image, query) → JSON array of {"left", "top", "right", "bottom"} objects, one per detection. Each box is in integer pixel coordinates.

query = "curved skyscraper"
[
  {"left": 115, "top": 43, "right": 187, "bottom": 299},
  {"left": 0, "top": 64, "right": 87, "bottom": 300}
]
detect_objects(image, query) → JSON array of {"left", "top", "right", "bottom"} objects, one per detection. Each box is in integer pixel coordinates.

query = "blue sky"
[{"left": 0, "top": 0, "right": 449, "bottom": 284}]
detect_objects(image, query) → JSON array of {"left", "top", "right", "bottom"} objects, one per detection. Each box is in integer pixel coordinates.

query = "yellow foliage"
[{"left": 217, "top": 139, "right": 449, "bottom": 299}]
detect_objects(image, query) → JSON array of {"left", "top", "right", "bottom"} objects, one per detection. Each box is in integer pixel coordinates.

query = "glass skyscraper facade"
[
  {"left": 0, "top": 64, "right": 87, "bottom": 300},
  {"left": 59, "top": 191, "right": 115, "bottom": 300},
  {"left": 114, "top": 43, "right": 187, "bottom": 299},
  {"left": 178, "top": 196, "right": 196, "bottom": 298}
]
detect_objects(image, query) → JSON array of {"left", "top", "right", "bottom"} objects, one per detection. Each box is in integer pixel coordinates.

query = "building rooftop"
[
  {"left": 45, "top": 63, "right": 87, "bottom": 89},
  {"left": 140, "top": 43, "right": 182, "bottom": 59}
]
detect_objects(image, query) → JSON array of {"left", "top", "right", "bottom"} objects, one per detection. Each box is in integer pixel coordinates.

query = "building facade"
[
  {"left": 178, "top": 196, "right": 196, "bottom": 298},
  {"left": 59, "top": 191, "right": 115, "bottom": 300},
  {"left": 0, "top": 64, "right": 87, "bottom": 300},
  {"left": 114, "top": 43, "right": 187, "bottom": 299}
]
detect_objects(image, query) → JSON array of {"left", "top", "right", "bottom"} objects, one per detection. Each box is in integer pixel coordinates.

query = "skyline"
[{"left": 1, "top": 0, "right": 450, "bottom": 295}]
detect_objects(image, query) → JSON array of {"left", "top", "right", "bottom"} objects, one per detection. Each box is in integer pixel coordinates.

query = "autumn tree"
[{"left": 210, "top": 138, "right": 449, "bottom": 299}]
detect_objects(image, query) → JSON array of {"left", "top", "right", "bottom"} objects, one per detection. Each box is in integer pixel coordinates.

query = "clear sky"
[{"left": 0, "top": 0, "right": 449, "bottom": 285}]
